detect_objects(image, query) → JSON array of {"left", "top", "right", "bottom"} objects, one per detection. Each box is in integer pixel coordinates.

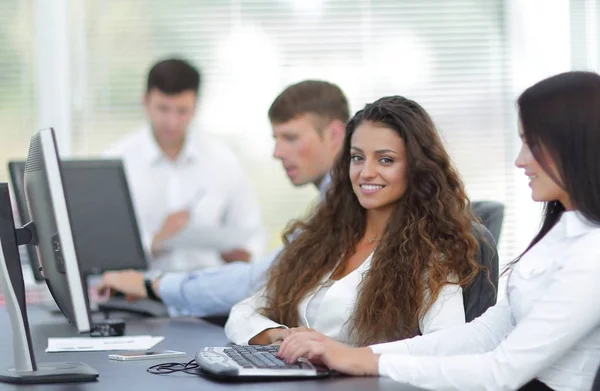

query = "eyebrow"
[{"left": 351, "top": 146, "right": 399, "bottom": 155}]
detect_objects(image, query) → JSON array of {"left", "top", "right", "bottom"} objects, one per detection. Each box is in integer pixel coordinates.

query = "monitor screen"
[{"left": 9, "top": 159, "right": 147, "bottom": 281}]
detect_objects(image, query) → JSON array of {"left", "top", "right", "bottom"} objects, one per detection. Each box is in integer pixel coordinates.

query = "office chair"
[
  {"left": 472, "top": 201, "right": 505, "bottom": 245},
  {"left": 463, "top": 222, "right": 499, "bottom": 322},
  {"left": 592, "top": 363, "right": 600, "bottom": 391}
]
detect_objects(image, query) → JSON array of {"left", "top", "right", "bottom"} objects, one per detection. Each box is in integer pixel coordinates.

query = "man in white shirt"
[{"left": 104, "top": 58, "right": 265, "bottom": 272}]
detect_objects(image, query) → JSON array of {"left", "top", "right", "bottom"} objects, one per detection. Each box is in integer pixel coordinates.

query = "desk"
[{"left": 0, "top": 307, "right": 426, "bottom": 391}]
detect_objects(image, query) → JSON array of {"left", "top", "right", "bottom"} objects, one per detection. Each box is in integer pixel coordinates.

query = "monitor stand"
[{"left": 0, "top": 209, "right": 98, "bottom": 383}]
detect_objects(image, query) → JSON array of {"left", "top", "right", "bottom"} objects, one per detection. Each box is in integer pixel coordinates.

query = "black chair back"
[
  {"left": 464, "top": 222, "right": 499, "bottom": 322},
  {"left": 472, "top": 201, "right": 505, "bottom": 245}
]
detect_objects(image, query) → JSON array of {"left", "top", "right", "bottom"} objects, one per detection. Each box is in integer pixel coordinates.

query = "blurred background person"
[
  {"left": 104, "top": 58, "right": 266, "bottom": 272},
  {"left": 97, "top": 80, "right": 348, "bottom": 316}
]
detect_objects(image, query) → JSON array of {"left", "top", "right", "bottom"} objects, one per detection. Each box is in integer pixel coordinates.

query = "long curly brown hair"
[{"left": 261, "top": 96, "right": 480, "bottom": 346}]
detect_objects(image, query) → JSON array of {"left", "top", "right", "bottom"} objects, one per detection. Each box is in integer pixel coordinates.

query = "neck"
[
  {"left": 161, "top": 144, "right": 184, "bottom": 161},
  {"left": 560, "top": 197, "right": 573, "bottom": 211},
  {"left": 312, "top": 174, "right": 326, "bottom": 190},
  {"left": 363, "top": 207, "right": 392, "bottom": 241}
]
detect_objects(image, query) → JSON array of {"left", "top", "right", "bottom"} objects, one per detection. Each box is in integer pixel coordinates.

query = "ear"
[
  {"left": 142, "top": 93, "right": 150, "bottom": 111},
  {"left": 327, "top": 119, "right": 346, "bottom": 149}
]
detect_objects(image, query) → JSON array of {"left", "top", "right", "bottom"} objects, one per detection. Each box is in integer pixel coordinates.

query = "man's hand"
[
  {"left": 221, "top": 248, "right": 252, "bottom": 263},
  {"left": 277, "top": 331, "right": 379, "bottom": 376},
  {"left": 151, "top": 210, "right": 191, "bottom": 255},
  {"left": 96, "top": 270, "right": 147, "bottom": 300}
]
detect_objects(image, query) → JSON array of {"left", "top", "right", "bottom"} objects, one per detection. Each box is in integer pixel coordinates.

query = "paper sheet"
[{"left": 46, "top": 335, "right": 164, "bottom": 352}]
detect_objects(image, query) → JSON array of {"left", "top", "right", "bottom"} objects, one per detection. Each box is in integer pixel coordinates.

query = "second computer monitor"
[{"left": 9, "top": 159, "right": 147, "bottom": 281}]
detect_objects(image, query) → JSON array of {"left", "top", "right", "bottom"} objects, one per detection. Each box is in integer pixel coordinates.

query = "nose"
[
  {"left": 164, "top": 110, "right": 180, "bottom": 130},
  {"left": 273, "top": 140, "right": 285, "bottom": 160},
  {"left": 514, "top": 144, "right": 526, "bottom": 169},
  {"left": 360, "top": 158, "right": 377, "bottom": 179}
]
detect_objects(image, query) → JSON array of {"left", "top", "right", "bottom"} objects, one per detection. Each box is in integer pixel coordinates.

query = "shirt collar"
[
  {"left": 142, "top": 125, "right": 200, "bottom": 165},
  {"left": 563, "top": 211, "right": 599, "bottom": 238},
  {"left": 318, "top": 174, "right": 332, "bottom": 199}
]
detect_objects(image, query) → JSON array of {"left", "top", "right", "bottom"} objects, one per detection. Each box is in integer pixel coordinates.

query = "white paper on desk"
[
  {"left": 162, "top": 225, "right": 256, "bottom": 252},
  {"left": 46, "top": 335, "right": 164, "bottom": 352}
]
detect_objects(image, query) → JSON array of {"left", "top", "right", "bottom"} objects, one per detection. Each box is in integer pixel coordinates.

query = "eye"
[
  {"left": 283, "top": 135, "right": 298, "bottom": 142},
  {"left": 350, "top": 154, "right": 363, "bottom": 162},
  {"left": 379, "top": 157, "right": 394, "bottom": 164}
]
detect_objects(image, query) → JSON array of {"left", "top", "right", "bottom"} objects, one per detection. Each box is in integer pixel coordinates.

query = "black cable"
[{"left": 147, "top": 359, "right": 200, "bottom": 376}]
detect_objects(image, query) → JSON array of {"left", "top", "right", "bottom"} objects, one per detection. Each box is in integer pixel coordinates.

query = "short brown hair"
[{"left": 268, "top": 80, "right": 350, "bottom": 125}]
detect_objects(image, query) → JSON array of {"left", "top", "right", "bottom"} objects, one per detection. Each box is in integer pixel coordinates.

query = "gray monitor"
[
  {"left": 9, "top": 159, "right": 147, "bottom": 281},
  {"left": 0, "top": 128, "right": 98, "bottom": 384}
]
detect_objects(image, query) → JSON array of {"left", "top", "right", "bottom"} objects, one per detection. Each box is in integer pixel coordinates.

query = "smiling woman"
[{"left": 225, "top": 96, "right": 488, "bottom": 348}]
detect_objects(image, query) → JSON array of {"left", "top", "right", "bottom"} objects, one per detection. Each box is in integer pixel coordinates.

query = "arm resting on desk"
[
  {"left": 158, "top": 247, "right": 281, "bottom": 317},
  {"left": 375, "top": 253, "right": 600, "bottom": 391}
]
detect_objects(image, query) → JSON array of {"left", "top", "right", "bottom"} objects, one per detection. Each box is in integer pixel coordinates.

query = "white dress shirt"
[
  {"left": 103, "top": 127, "right": 266, "bottom": 272},
  {"left": 225, "top": 252, "right": 466, "bottom": 345},
  {"left": 370, "top": 211, "right": 600, "bottom": 391}
]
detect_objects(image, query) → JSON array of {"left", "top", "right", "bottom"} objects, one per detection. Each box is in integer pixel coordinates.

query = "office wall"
[{"left": 1, "top": 0, "right": 598, "bottom": 268}]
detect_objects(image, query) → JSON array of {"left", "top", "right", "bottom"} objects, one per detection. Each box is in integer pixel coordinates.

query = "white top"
[
  {"left": 225, "top": 252, "right": 466, "bottom": 345},
  {"left": 103, "top": 127, "right": 266, "bottom": 272},
  {"left": 370, "top": 211, "right": 600, "bottom": 391},
  {"left": 305, "top": 280, "right": 334, "bottom": 327}
]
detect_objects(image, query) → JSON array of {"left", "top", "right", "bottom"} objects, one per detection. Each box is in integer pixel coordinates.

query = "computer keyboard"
[
  {"left": 195, "top": 344, "right": 330, "bottom": 379},
  {"left": 224, "top": 345, "right": 299, "bottom": 369}
]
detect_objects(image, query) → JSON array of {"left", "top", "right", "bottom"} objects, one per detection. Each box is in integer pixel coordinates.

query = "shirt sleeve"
[
  {"left": 158, "top": 246, "right": 281, "bottom": 317},
  {"left": 224, "top": 287, "right": 287, "bottom": 345},
  {"left": 375, "top": 251, "right": 600, "bottom": 391},
  {"left": 370, "top": 299, "right": 513, "bottom": 356},
  {"left": 419, "top": 283, "right": 465, "bottom": 335}
]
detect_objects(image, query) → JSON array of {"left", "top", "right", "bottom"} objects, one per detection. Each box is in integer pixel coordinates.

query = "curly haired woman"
[{"left": 225, "top": 95, "right": 482, "bottom": 347}]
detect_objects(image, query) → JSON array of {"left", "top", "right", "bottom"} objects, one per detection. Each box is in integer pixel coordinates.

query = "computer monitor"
[
  {"left": 0, "top": 128, "right": 98, "bottom": 384},
  {"left": 9, "top": 159, "right": 147, "bottom": 282}
]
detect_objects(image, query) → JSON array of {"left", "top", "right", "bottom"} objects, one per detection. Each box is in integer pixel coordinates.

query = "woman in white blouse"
[
  {"left": 277, "top": 71, "right": 600, "bottom": 391},
  {"left": 225, "top": 96, "right": 485, "bottom": 347}
]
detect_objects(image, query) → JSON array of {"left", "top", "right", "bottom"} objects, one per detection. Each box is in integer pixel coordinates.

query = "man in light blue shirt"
[{"left": 97, "top": 80, "right": 349, "bottom": 316}]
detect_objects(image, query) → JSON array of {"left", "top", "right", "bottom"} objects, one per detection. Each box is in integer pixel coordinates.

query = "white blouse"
[
  {"left": 370, "top": 211, "right": 600, "bottom": 391},
  {"left": 225, "top": 252, "right": 466, "bottom": 345}
]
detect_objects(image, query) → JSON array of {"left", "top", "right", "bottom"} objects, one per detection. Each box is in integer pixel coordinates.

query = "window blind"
[
  {"left": 67, "top": 0, "right": 516, "bottom": 258},
  {"left": 570, "top": 0, "right": 600, "bottom": 71},
  {"left": 0, "top": 1, "right": 35, "bottom": 182}
]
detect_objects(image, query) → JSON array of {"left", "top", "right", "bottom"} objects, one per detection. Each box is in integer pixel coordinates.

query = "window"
[
  {"left": 0, "top": 1, "right": 35, "bottom": 182},
  {"left": 67, "top": 0, "right": 517, "bottom": 258}
]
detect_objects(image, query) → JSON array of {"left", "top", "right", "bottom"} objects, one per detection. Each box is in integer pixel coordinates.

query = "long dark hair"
[
  {"left": 515, "top": 71, "right": 600, "bottom": 259},
  {"left": 261, "top": 96, "right": 480, "bottom": 345}
]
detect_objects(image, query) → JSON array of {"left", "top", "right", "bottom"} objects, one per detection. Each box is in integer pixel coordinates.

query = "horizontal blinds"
[
  {"left": 0, "top": 1, "right": 35, "bottom": 182},
  {"left": 71, "top": 0, "right": 515, "bottom": 257}
]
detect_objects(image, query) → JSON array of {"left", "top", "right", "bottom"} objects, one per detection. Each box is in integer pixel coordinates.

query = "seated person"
[
  {"left": 97, "top": 80, "right": 349, "bottom": 315},
  {"left": 103, "top": 58, "right": 265, "bottom": 272},
  {"left": 225, "top": 95, "right": 482, "bottom": 346},
  {"left": 277, "top": 72, "right": 600, "bottom": 391}
]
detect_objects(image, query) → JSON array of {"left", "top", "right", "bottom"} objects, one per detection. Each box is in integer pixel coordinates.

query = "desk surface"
[{"left": 0, "top": 307, "right": 426, "bottom": 391}]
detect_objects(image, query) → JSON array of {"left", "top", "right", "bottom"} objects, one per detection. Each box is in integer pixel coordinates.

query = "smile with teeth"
[{"left": 360, "top": 184, "right": 385, "bottom": 194}]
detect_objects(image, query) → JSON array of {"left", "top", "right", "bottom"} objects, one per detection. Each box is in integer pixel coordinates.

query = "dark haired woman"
[
  {"left": 225, "top": 95, "right": 481, "bottom": 347},
  {"left": 278, "top": 71, "right": 600, "bottom": 391}
]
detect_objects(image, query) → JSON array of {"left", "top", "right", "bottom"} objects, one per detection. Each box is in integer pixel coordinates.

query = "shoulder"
[
  {"left": 103, "top": 129, "right": 146, "bottom": 157},
  {"left": 189, "top": 133, "right": 243, "bottom": 166}
]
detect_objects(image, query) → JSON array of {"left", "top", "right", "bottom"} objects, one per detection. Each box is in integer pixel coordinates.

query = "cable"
[{"left": 147, "top": 359, "right": 200, "bottom": 376}]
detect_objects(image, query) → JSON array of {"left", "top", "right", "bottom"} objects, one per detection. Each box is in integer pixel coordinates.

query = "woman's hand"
[
  {"left": 249, "top": 326, "right": 314, "bottom": 345},
  {"left": 277, "top": 331, "right": 380, "bottom": 376}
]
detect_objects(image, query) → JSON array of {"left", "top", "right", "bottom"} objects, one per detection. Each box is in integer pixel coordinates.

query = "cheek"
[
  {"left": 349, "top": 165, "right": 360, "bottom": 182},
  {"left": 386, "top": 165, "right": 408, "bottom": 188}
]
